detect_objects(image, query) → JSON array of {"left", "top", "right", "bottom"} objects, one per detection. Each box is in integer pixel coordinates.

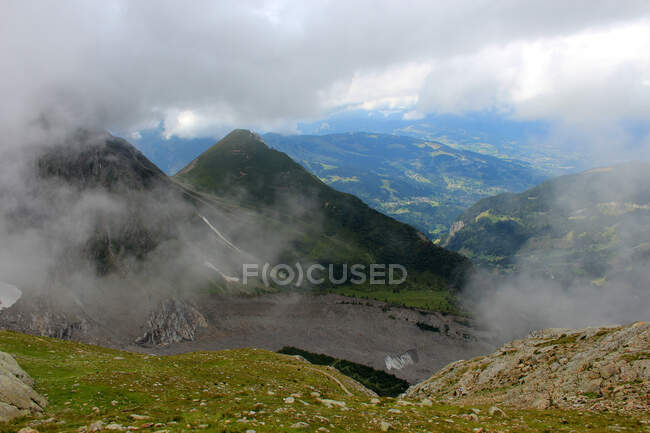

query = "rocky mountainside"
[
  {"left": 406, "top": 322, "right": 649, "bottom": 413},
  {"left": 0, "top": 350, "right": 46, "bottom": 422},
  {"left": 135, "top": 299, "right": 208, "bottom": 346},
  {"left": 0, "top": 129, "right": 241, "bottom": 344},
  {"left": 36, "top": 130, "right": 168, "bottom": 191}
]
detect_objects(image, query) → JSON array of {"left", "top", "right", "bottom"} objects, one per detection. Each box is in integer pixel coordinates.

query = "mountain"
[
  {"left": 444, "top": 163, "right": 650, "bottom": 285},
  {"left": 176, "top": 129, "right": 472, "bottom": 291},
  {"left": 0, "top": 129, "right": 257, "bottom": 345},
  {"left": 36, "top": 130, "right": 168, "bottom": 191},
  {"left": 262, "top": 132, "right": 548, "bottom": 238},
  {"left": 0, "top": 129, "right": 491, "bottom": 382},
  {"left": 406, "top": 322, "right": 649, "bottom": 413},
  {"left": 295, "top": 110, "right": 581, "bottom": 173}
]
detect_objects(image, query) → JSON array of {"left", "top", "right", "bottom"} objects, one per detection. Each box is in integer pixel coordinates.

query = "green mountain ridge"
[
  {"left": 444, "top": 162, "right": 650, "bottom": 285},
  {"left": 175, "top": 129, "right": 472, "bottom": 293}
]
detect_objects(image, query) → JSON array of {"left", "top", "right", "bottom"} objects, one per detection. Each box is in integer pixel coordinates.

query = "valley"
[{"left": 263, "top": 132, "right": 547, "bottom": 239}]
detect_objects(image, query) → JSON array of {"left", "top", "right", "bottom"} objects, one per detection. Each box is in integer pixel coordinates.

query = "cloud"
[{"left": 0, "top": 0, "right": 648, "bottom": 145}]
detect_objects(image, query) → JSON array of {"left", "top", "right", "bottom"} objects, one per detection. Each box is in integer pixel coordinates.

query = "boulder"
[{"left": 0, "top": 351, "right": 47, "bottom": 422}]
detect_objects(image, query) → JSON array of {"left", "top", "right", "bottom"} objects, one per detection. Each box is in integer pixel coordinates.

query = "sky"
[{"left": 1, "top": 0, "right": 650, "bottom": 158}]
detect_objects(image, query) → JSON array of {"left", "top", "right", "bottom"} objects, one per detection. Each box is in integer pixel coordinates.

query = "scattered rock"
[
  {"left": 290, "top": 421, "right": 309, "bottom": 429},
  {"left": 317, "top": 398, "right": 346, "bottom": 408},
  {"left": 488, "top": 406, "right": 507, "bottom": 417},
  {"left": 405, "top": 323, "right": 649, "bottom": 413},
  {"left": 379, "top": 420, "right": 391, "bottom": 431},
  {"left": 531, "top": 396, "right": 550, "bottom": 410},
  {"left": 88, "top": 421, "right": 105, "bottom": 432}
]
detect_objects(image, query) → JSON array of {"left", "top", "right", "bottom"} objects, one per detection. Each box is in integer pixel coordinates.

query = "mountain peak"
[
  {"left": 37, "top": 130, "right": 167, "bottom": 191},
  {"left": 176, "top": 129, "right": 472, "bottom": 289},
  {"left": 175, "top": 129, "right": 322, "bottom": 204}
]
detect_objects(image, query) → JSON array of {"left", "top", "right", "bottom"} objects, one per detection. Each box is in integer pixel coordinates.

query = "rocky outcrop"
[
  {"left": 136, "top": 299, "right": 208, "bottom": 346},
  {"left": 36, "top": 130, "right": 168, "bottom": 192},
  {"left": 0, "top": 351, "right": 47, "bottom": 422},
  {"left": 406, "top": 322, "right": 649, "bottom": 413},
  {"left": 0, "top": 296, "right": 90, "bottom": 340}
]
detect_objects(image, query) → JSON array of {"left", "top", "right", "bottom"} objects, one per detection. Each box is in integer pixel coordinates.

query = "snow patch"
[
  {"left": 203, "top": 261, "right": 240, "bottom": 283},
  {"left": 385, "top": 349, "right": 419, "bottom": 370},
  {"left": 0, "top": 282, "right": 22, "bottom": 310}
]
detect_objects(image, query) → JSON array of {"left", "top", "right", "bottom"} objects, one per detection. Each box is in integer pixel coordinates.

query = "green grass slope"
[
  {"left": 175, "top": 129, "right": 472, "bottom": 293},
  {"left": 444, "top": 163, "right": 650, "bottom": 284},
  {"left": 2, "top": 331, "right": 647, "bottom": 433}
]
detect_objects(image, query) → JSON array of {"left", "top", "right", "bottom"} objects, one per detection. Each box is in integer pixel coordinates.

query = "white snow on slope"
[
  {"left": 199, "top": 214, "right": 246, "bottom": 255},
  {"left": 204, "top": 261, "right": 240, "bottom": 283},
  {"left": 0, "top": 282, "right": 22, "bottom": 310}
]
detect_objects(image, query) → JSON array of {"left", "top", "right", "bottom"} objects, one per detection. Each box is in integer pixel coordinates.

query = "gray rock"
[
  {"left": 136, "top": 299, "right": 208, "bottom": 346},
  {"left": 0, "top": 351, "right": 46, "bottom": 422},
  {"left": 405, "top": 322, "right": 649, "bottom": 413}
]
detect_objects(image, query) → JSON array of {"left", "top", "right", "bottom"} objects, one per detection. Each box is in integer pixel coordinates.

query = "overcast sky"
[{"left": 1, "top": 0, "right": 649, "bottom": 153}]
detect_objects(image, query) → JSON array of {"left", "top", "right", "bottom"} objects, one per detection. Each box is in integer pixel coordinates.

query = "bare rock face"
[
  {"left": 406, "top": 322, "right": 649, "bottom": 413},
  {"left": 136, "top": 299, "right": 208, "bottom": 346},
  {"left": 0, "top": 296, "right": 90, "bottom": 340},
  {"left": 0, "top": 351, "right": 47, "bottom": 422}
]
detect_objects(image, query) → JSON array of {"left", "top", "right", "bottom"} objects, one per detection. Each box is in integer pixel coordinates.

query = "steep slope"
[
  {"left": 31, "top": 130, "right": 180, "bottom": 276},
  {"left": 444, "top": 163, "right": 650, "bottom": 284},
  {"left": 36, "top": 130, "right": 168, "bottom": 191},
  {"left": 263, "top": 132, "right": 547, "bottom": 238},
  {"left": 406, "top": 322, "right": 649, "bottom": 413},
  {"left": 0, "top": 129, "right": 245, "bottom": 343},
  {"left": 175, "top": 129, "right": 472, "bottom": 291}
]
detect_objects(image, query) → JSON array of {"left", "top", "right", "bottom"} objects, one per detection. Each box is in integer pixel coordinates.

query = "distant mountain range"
[
  {"left": 296, "top": 110, "right": 582, "bottom": 173},
  {"left": 263, "top": 132, "right": 547, "bottom": 238},
  {"left": 132, "top": 129, "right": 551, "bottom": 239}
]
